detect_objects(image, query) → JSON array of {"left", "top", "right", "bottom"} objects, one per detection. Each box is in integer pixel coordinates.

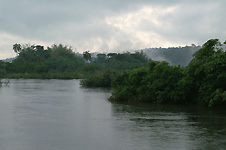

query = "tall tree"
[
  {"left": 13, "top": 43, "right": 22, "bottom": 54},
  {"left": 83, "top": 51, "right": 91, "bottom": 62}
]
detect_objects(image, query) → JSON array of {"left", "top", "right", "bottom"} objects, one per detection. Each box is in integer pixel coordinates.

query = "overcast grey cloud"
[{"left": 0, "top": 0, "right": 226, "bottom": 59}]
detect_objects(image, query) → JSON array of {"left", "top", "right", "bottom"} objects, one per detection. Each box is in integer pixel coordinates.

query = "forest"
[
  {"left": 0, "top": 43, "right": 148, "bottom": 80},
  {"left": 0, "top": 39, "right": 226, "bottom": 107},
  {"left": 109, "top": 39, "right": 226, "bottom": 107}
]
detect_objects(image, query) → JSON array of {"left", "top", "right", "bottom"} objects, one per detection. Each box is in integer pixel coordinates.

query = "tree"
[
  {"left": 107, "top": 53, "right": 117, "bottom": 58},
  {"left": 110, "top": 61, "right": 184, "bottom": 103},
  {"left": 83, "top": 51, "right": 91, "bottom": 62},
  {"left": 186, "top": 39, "right": 226, "bottom": 106},
  {"left": 96, "top": 53, "right": 107, "bottom": 63},
  {"left": 13, "top": 43, "right": 22, "bottom": 54},
  {"left": 192, "top": 39, "right": 221, "bottom": 60}
]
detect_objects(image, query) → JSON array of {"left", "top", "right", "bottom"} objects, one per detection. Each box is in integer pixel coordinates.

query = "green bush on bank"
[
  {"left": 80, "top": 70, "right": 118, "bottom": 87},
  {"left": 110, "top": 39, "right": 226, "bottom": 107},
  {"left": 4, "top": 71, "right": 80, "bottom": 79},
  {"left": 109, "top": 62, "right": 185, "bottom": 104}
]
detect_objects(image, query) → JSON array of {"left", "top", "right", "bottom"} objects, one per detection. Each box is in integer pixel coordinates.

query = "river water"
[{"left": 0, "top": 79, "right": 225, "bottom": 150}]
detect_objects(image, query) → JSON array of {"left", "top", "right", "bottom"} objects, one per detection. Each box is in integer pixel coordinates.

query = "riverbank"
[
  {"left": 109, "top": 39, "right": 226, "bottom": 108},
  {"left": 3, "top": 72, "right": 81, "bottom": 79}
]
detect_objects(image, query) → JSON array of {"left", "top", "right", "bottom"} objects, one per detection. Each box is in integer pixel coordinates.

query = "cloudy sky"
[{"left": 0, "top": 0, "right": 226, "bottom": 59}]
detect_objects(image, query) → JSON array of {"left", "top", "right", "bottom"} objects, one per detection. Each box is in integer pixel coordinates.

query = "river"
[{"left": 0, "top": 79, "right": 225, "bottom": 150}]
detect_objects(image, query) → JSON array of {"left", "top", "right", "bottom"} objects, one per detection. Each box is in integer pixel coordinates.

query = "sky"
[{"left": 0, "top": 0, "right": 226, "bottom": 59}]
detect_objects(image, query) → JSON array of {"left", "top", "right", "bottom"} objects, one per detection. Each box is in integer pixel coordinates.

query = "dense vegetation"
[
  {"left": 109, "top": 39, "right": 226, "bottom": 107},
  {"left": 0, "top": 44, "right": 149, "bottom": 80},
  {"left": 5, "top": 44, "right": 84, "bottom": 79},
  {"left": 1, "top": 39, "right": 225, "bottom": 107},
  {"left": 80, "top": 51, "right": 148, "bottom": 87}
]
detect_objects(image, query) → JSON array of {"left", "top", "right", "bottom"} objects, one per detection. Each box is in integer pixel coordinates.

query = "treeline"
[
  {"left": 0, "top": 44, "right": 149, "bottom": 79},
  {"left": 1, "top": 39, "right": 225, "bottom": 107},
  {"left": 109, "top": 39, "right": 226, "bottom": 107},
  {"left": 80, "top": 51, "right": 148, "bottom": 87}
]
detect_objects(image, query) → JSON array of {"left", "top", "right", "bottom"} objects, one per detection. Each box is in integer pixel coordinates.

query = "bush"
[{"left": 80, "top": 70, "right": 117, "bottom": 87}]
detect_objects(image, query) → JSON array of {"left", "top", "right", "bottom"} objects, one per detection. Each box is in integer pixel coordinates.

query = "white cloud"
[
  {"left": 0, "top": 32, "right": 52, "bottom": 59},
  {"left": 105, "top": 5, "right": 185, "bottom": 49},
  {"left": 0, "top": 0, "right": 226, "bottom": 59}
]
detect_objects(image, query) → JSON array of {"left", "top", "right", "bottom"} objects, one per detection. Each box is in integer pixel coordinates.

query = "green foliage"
[
  {"left": 6, "top": 44, "right": 85, "bottom": 78},
  {"left": 186, "top": 39, "right": 226, "bottom": 106},
  {"left": 96, "top": 53, "right": 107, "bottom": 63},
  {"left": 0, "top": 61, "right": 7, "bottom": 78},
  {"left": 192, "top": 39, "right": 221, "bottom": 60},
  {"left": 80, "top": 51, "right": 149, "bottom": 90},
  {"left": 209, "top": 89, "right": 226, "bottom": 107},
  {"left": 4, "top": 39, "right": 226, "bottom": 108},
  {"left": 3, "top": 43, "right": 149, "bottom": 80},
  {"left": 112, "top": 67, "right": 149, "bottom": 102},
  {"left": 80, "top": 70, "right": 117, "bottom": 87},
  {"left": 110, "top": 39, "right": 226, "bottom": 107},
  {"left": 4, "top": 72, "right": 79, "bottom": 79},
  {"left": 93, "top": 51, "right": 149, "bottom": 70},
  {"left": 83, "top": 51, "right": 91, "bottom": 62},
  {"left": 0, "top": 61, "right": 9, "bottom": 86},
  {"left": 110, "top": 61, "right": 184, "bottom": 104}
]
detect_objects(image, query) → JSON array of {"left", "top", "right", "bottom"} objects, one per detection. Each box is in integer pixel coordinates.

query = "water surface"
[{"left": 0, "top": 79, "right": 225, "bottom": 150}]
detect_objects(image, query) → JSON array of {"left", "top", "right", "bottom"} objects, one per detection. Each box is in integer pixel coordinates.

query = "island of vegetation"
[
  {"left": 0, "top": 43, "right": 149, "bottom": 84},
  {"left": 0, "top": 39, "right": 225, "bottom": 107}
]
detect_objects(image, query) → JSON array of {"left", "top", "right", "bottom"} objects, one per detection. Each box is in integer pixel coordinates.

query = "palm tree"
[{"left": 13, "top": 43, "right": 22, "bottom": 54}]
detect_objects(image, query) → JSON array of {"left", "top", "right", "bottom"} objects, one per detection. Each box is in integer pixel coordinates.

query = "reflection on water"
[
  {"left": 111, "top": 103, "right": 226, "bottom": 150},
  {"left": 0, "top": 79, "right": 225, "bottom": 150}
]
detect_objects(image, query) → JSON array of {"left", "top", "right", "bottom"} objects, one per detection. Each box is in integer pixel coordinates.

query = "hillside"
[{"left": 143, "top": 45, "right": 201, "bottom": 66}]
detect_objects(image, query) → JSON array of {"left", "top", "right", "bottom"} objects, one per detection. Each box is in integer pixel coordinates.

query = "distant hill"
[
  {"left": 1, "top": 57, "right": 17, "bottom": 63},
  {"left": 142, "top": 45, "right": 202, "bottom": 66}
]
